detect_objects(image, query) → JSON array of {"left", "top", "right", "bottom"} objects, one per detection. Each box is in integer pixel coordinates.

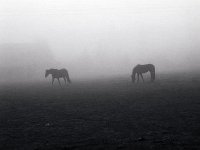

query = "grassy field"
[{"left": 0, "top": 73, "right": 200, "bottom": 149}]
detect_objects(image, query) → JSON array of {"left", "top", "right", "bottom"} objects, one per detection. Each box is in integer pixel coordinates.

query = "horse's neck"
[{"left": 132, "top": 70, "right": 137, "bottom": 76}]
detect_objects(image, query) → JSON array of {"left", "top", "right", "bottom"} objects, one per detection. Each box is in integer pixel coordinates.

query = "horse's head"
[
  {"left": 45, "top": 70, "right": 50, "bottom": 78},
  {"left": 131, "top": 69, "right": 136, "bottom": 83},
  {"left": 131, "top": 74, "right": 135, "bottom": 83}
]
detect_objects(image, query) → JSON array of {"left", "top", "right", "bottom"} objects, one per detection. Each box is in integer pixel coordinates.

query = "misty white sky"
[{"left": 0, "top": 0, "right": 200, "bottom": 78}]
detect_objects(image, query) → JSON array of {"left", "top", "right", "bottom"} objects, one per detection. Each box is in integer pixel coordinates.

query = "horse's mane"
[{"left": 48, "top": 68, "right": 58, "bottom": 71}]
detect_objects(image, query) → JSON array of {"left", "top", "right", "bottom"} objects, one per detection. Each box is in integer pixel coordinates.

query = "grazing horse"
[
  {"left": 45, "top": 68, "right": 71, "bottom": 86},
  {"left": 131, "top": 64, "right": 155, "bottom": 83}
]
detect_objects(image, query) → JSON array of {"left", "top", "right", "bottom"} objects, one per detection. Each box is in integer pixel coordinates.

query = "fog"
[{"left": 0, "top": 0, "right": 200, "bottom": 81}]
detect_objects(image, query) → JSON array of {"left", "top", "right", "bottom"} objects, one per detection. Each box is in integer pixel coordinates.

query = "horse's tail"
[
  {"left": 150, "top": 65, "right": 155, "bottom": 82},
  {"left": 66, "top": 70, "right": 71, "bottom": 83}
]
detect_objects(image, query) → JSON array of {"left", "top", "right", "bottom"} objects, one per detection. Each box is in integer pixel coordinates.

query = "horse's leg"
[
  {"left": 52, "top": 77, "right": 54, "bottom": 85},
  {"left": 140, "top": 74, "right": 144, "bottom": 82},
  {"left": 137, "top": 73, "right": 139, "bottom": 83},
  {"left": 63, "top": 77, "right": 66, "bottom": 84},
  {"left": 57, "top": 78, "right": 62, "bottom": 87}
]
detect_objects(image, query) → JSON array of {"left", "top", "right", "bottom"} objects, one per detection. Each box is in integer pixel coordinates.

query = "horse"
[
  {"left": 45, "top": 68, "right": 71, "bottom": 86},
  {"left": 131, "top": 64, "right": 155, "bottom": 83}
]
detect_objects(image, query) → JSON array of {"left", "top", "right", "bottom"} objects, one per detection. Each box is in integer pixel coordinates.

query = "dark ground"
[{"left": 0, "top": 73, "right": 200, "bottom": 150}]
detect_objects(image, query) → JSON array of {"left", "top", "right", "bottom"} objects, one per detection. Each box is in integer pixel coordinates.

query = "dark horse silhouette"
[
  {"left": 131, "top": 64, "right": 155, "bottom": 83},
  {"left": 45, "top": 68, "right": 71, "bottom": 86}
]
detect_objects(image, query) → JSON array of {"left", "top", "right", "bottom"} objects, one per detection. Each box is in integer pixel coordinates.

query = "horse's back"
[
  {"left": 139, "top": 64, "right": 155, "bottom": 69},
  {"left": 134, "top": 64, "right": 148, "bottom": 73},
  {"left": 57, "top": 69, "right": 68, "bottom": 77},
  {"left": 133, "top": 64, "right": 155, "bottom": 73},
  {"left": 60, "top": 68, "right": 67, "bottom": 71},
  {"left": 49, "top": 68, "right": 58, "bottom": 72},
  {"left": 60, "top": 68, "right": 68, "bottom": 73},
  {"left": 48, "top": 68, "right": 68, "bottom": 77}
]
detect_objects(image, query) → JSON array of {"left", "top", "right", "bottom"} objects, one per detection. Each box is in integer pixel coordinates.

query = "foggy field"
[
  {"left": 0, "top": 73, "right": 200, "bottom": 150},
  {"left": 1, "top": 0, "right": 200, "bottom": 149}
]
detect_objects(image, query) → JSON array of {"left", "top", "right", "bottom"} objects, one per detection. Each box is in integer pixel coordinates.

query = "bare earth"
[{"left": 0, "top": 73, "right": 200, "bottom": 150}]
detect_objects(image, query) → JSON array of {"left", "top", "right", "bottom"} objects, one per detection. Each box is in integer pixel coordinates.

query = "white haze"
[{"left": 0, "top": 0, "right": 200, "bottom": 81}]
